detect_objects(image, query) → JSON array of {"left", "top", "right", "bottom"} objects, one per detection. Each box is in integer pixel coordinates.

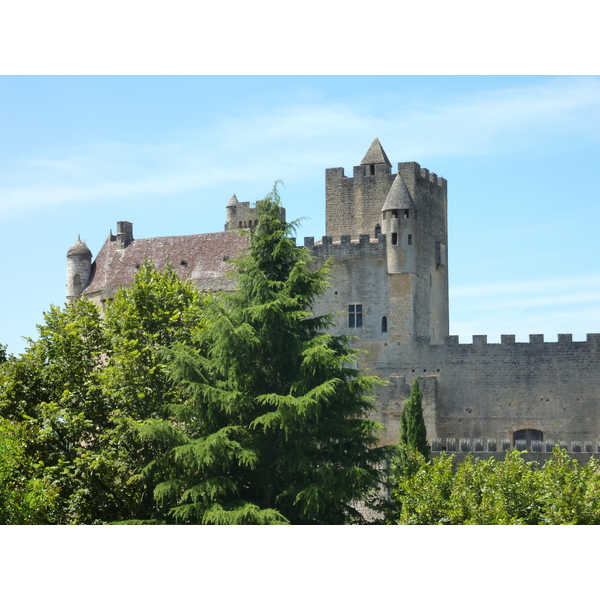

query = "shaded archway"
[{"left": 513, "top": 428, "right": 543, "bottom": 450}]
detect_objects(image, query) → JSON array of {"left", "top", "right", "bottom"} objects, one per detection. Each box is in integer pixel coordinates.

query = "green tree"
[
  {"left": 0, "top": 262, "right": 208, "bottom": 524},
  {"left": 0, "top": 419, "right": 58, "bottom": 524},
  {"left": 399, "top": 379, "right": 429, "bottom": 459},
  {"left": 539, "top": 447, "right": 600, "bottom": 524},
  {"left": 0, "top": 298, "right": 109, "bottom": 523},
  {"left": 396, "top": 448, "right": 453, "bottom": 524},
  {"left": 446, "top": 451, "right": 542, "bottom": 524},
  {"left": 141, "top": 184, "right": 390, "bottom": 524}
]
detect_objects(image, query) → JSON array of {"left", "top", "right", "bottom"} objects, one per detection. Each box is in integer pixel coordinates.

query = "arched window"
[
  {"left": 239, "top": 221, "right": 242, "bottom": 228},
  {"left": 381, "top": 316, "right": 388, "bottom": 333},
  {"left": 254, "top": 219, "right": 258, "bottom": 228},
  {"left": 73, "top": 273, "right": 81, "bottom": 287}
]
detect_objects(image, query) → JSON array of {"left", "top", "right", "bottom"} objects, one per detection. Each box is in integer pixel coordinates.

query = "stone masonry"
[{"left": 66, "top": 138, "right": 600, "bottom": 453}]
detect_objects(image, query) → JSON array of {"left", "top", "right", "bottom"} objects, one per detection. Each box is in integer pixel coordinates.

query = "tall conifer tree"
[
  {"left": 142, "top": 184, "right": 390, "bottom": 524},
  {"left": 399, "top": 379, "right": 430, "bottom": 459}
]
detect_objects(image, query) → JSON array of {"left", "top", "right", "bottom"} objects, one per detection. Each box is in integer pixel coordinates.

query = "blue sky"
[{"left": 2, "top": 75, "right": 600, "bottom": 355}]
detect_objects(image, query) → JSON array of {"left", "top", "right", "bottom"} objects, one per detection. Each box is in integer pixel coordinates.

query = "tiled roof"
[{"left": 84, "top": 230, "right": 249, "bottom": 299}]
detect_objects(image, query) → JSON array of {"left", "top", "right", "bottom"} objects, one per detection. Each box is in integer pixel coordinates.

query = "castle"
[{"left": 67, "top": 139, "right": 600, "bottom": 456}]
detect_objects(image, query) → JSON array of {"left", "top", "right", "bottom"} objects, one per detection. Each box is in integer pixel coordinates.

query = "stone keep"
[{"left": 67, "top": 138, "right": 600, "bottom": 454}]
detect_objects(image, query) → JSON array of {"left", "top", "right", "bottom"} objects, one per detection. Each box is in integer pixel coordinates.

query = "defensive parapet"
[
  {"left": 325, "top": 164, "right": 395, "bottom": 239},
  {"left": 301, "top": 233, "right": 386, "bottom": 256},
  {"left": 224, "top": 194, "right": 286, "bottom": 232},
  {"left": 370, "top": 330, "right": 600, "bottom": 448},
  {"left": 442, "top": 333, "right": 600, "bottom": 345}
]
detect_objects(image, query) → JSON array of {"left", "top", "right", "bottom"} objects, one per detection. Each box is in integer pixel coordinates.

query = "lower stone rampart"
[{"left": 365, "top": 334, "right": 600, "bottom": 447}]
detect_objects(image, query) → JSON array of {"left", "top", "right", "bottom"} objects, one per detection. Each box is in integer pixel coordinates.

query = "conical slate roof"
[
  {"left": 381, "top": 174, "right": 416, "bottom": 212},
  {"left": 67, "top": 237, "right": 92, "bottom": 258},
  {"left": 360, "top": 138, "right": 392, "bottom": 167},
  {"left": 227, "top": 194, "right": 239, "bottom": 207}
]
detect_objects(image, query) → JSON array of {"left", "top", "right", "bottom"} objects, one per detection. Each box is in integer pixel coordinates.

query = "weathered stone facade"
[{"left": 66, "top": 138, "right": 600, "bottom": 453}]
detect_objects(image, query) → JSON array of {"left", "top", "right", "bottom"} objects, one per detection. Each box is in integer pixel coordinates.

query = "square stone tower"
[{"left": 321, "top": 139, "right": 449, "bottom": 344}]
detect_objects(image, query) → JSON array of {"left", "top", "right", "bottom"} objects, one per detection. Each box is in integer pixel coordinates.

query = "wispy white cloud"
[{"left": 2, "top": 77, "right": 600, "bottom": 216}]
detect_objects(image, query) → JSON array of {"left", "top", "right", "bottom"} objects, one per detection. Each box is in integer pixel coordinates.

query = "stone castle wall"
[{"left": 367, "top": 335, "right": 600, "bottom": 447}]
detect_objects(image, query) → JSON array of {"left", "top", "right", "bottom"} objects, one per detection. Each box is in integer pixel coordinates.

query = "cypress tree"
[
  {"left": 141, "top": 183, "right": 390, "bottom": 524},
  {"left": 399, "top": 379, "right": 430, "bottom": 459}
]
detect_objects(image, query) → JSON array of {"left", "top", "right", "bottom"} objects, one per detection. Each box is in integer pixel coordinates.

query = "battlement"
[
  {"left": 430, "top": 437, "right": 600, "bottom": 454},
  {"left": 325, "top": 162, "right": 447, "bottom": 190},
  {"left": 225, "top": 198, "right": 285, "bottom": 231},
  {"left": 398, "top": 162, "right": 447, "bottom": 190},
  {"left": 298, "top": 234, "right": 386, "bottom": 259},
  {"left": 442, "top": 333, "right": 600, "bottom": 347}
]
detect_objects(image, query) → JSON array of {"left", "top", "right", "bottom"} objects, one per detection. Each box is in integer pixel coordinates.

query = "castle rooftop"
[
  {"left": 381, "top": 173, "right": 416, "bottom": 212},
  {"left": 83, "top": 229, "right": 249, "bottom": 300},
  {"left": 67, "top": 237, "right": 92, "bottom": 258},
  {"left": 360, "top": 137, "right": 392, "bottom": 167}
]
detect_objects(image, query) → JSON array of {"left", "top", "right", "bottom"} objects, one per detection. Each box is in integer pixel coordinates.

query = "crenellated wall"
[
  {"left": 225, "top": 200, "right": 286, "bottom": 232},
  {"left": 367, "top": 334, "right": 600, "bottom": 447}
]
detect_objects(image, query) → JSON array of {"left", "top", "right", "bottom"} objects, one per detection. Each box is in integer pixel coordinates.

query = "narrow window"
[
  {"left": 435, "top": 241, "right": 447, "bottom": 270},
  {"left": 408, "top": 234, "right": 413, "bottom": 245},
  {"left": 381, "top": 316, "right": 388, "bottom": 333},
  {"left": 239, "top": 221, "right": 242, "bottom": 228},
  {"left": 370, "top": 164, "right": 375, "bottom": 176},
  {"left": 391, "top": 232, "right": 398, "bottom": 245},
  {"left": 348, "top": 304, "right": 363, "bottom": 328},
  {"left": 73, "top": 273, "right": 81, "bottom": 286},
  {"left": 392, "top": 210, "right": 398, "bottom": 219},
  {"left": 375, "top": 224, "right": 381, "bottom": 238},
  {"left": 404, "top": 209, "right": 410, "bottom": 219},
  {"left": 254, "top": 219, "right": 258, "bottom": 227}
]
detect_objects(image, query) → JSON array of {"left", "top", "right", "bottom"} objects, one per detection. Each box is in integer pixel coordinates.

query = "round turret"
[
  {"left": 67, "top": 238, "right": 92, "bottom": 259},
  {"left": 381, "top": 174, "right": 416, "bottom": 274},
  {"left": 66, "top": 236, "right": 92, "bottom": 300}
]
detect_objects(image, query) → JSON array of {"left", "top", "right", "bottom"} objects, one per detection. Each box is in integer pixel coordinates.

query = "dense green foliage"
[
  {"left": 0, "top": 419, "right": 58, "bottom": 523},
  {"left": 394, "top": 447, "right": 600, "bottom": 524},
  {"left": 0, "top": 263, "right": 206, "bottom": 523},
  {"left": 139, "top": 185, "right": 390, "bottom": 524},
  {"left": 398, "top": 379, "right": 429, "bottom": 459},
  {"left": 0, "top": 185, "right": 389, "bottom": 524}
]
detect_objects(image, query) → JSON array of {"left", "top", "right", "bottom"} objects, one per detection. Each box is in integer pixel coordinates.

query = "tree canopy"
[
  {"left": 0, "top": 262, "right": 207, "bottom": 524},
  {"left": 398, "top": 379, "right": 429, "bottom": 459},
  {"left": 139, "top": 184, "right": 391, "bottom": 524},
  {"left": 394, "top": 447, "right": 600, "bottom": 524}
]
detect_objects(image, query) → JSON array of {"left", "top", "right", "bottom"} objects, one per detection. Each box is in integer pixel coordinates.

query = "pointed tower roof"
[
  {"left": 381, "top": 174, "right": 416, "bottom": 212},
  {"left": 67, "top": 236, "right": 92, "bottom": 258},
  {"left": 360, "top": 138, "right": 392, "bottom": 167},
  {"left": 227, "top": 194, "right": 239, "bottom": 207}
]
